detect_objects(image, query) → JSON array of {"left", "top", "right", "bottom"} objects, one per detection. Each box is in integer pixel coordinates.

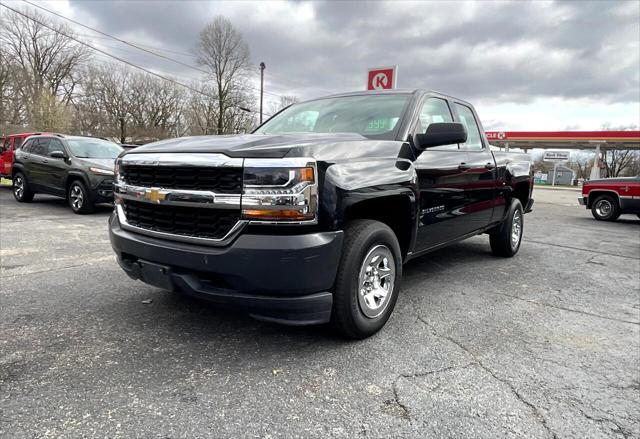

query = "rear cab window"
[{"left": 454, "top": 103, "right": 484, "bottom": 150}]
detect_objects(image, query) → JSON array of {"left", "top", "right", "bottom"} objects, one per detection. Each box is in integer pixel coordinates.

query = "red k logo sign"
[{"left": 367, "top": 67, "right": 396, "bottom": 90}]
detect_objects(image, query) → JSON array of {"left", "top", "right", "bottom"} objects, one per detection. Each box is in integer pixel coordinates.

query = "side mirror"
[
  {"left": 50, "top": 151, "right": 66, "bottom": 159},
  {"left": 414, "top": 122, "right": 467, "bottom": 150}
]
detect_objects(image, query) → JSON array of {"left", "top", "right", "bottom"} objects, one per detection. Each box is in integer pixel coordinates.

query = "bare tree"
[
  {"left": 195, "top": 16, "right": 251, "bottom": 134},
  {"left": 568, "top": 155, "right": 592, "bottom": 179},
  {"left": 268, "top": 95, "right": 298, "bottom": 117},
  {"left": 185, "top": 82, "right": 219, "bottom": 135},
  {"left": 602, "top": 149, "right": 636, "bottom": 177},
  {"left": 626, "top": 152, "right": 640, "bottom": 176},
  {"left": 1, "top": 8, "right": 88, "bottom": 106}
]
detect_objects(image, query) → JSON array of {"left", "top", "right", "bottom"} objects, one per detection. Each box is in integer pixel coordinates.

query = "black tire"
[
  {"left": 331, "top": 220, "right": 402, "bottom": 339},
  {"left": 490, "top": 199, "right": 524, "bottom": 257},
  {"left": 12, "top": 172, "right": 34, "bottom": 202},
  {"left": 591, "top": 195, "right": 620, "bottom": 221},
  {"left": 68, "top": 180, "right": 95, "bottom": 214}
]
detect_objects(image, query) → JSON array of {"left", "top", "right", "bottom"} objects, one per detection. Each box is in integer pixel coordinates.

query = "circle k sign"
[{"left": 367, "top": 66, "right": 397, "bottom": 90}]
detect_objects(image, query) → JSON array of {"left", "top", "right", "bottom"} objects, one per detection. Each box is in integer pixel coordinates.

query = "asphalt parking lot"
[{"left": 1, "top": 186, "right": 638, "bottom": 439}]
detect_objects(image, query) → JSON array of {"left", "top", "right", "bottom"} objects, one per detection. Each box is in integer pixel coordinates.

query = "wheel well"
[
  {"left": 513, "top": 182, "right": 530, "bottom": 209},
  {"left": 65, "top": 175, "right": 86, "bottom": 195},
  {"left": 587, "top": 191, "right": 619, "bottom": 208},
  {"left": 343, "top": 195, "right": 413, "bottom": 259}
]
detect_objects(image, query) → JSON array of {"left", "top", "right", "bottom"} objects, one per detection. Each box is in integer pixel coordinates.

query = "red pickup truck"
[
  {"left": 579, "top": 176, "right": 640, "bottom": 221},
  {"left": 1, "top": 133, "right": 40, "bottom": 179}
]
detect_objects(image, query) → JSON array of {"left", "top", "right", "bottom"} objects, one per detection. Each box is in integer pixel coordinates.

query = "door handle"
[
  {"left": 484, "top": 163, "right": 496, "bottom": 170},
  {"left": 41, "top": 159, "right": 48, "bottom": 164},
  {"left": 458, "top": 162, "right": 470, "bottom": 171}
]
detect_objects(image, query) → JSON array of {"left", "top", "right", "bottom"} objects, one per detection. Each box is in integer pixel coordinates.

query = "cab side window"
[
  {"left": 2, "top": 138, "right": 9, "bottom": 151},
  {"left": 417, "top": 98, "right": 457, "bottom": 150},
  {"left": 454, "top": 103, "right": 484, "bottom": 150}
]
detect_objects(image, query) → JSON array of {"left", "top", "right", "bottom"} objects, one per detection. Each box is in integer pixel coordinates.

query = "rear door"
[
  {"left": 452, "top": 102, "right": 497, "bottom": 232},
  {"left": 414, "top": 97, "right": 471, "bottom": 251},
  {"left": 28, "top": 138, "right": 52, "bottom": 191}
]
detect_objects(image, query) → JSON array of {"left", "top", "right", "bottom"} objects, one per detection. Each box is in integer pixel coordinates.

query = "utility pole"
[
  {"left": 119, "top": 116, "right": 125, "bottom": 144},
  {"left": 259, "top": 62, "right": 266, "bottom": 124}
]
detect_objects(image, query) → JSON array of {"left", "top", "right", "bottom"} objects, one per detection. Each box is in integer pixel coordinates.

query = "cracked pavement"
[{"left": 1, "top": 186, "right": 639, "bottom": 438}]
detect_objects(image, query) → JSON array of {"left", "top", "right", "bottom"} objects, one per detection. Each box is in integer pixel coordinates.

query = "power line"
[
  {"left": 22, "top": 0, "right": 286, "bottom": 99},
  {"left": 22, "top": 0, "right": 210, "bottom": 75},
  {"left": 77, "top": 33, "right": 197, "bottom": 58},
  {"left": 0, "top": 3, "right": 252, "bottom": 113}
]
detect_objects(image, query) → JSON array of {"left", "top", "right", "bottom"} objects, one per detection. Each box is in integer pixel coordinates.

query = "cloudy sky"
[{"left": 26, "top": 0, "right": 640, "bottom": 130}]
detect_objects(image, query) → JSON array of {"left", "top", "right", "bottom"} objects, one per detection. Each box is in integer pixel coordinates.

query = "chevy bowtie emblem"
[{"left": 144, "top": 188, "right": 166, "bottom": 203}]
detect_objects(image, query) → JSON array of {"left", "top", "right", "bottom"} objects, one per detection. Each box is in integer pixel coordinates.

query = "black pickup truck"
[{"left": 109, "top": 90, "right": 534, "bottom": 338}]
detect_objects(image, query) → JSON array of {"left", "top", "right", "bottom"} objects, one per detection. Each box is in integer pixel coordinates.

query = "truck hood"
[
  {"left": 584, "top": 176, "right": 639, "bottom": 185},
  {"left": 127, "top": 133, "right": 373, "bottom": 159}
]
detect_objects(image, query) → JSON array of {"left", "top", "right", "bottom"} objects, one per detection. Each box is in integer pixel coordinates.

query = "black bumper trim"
[{"left": 110, "top": 213, "right": 342, "bottom": 325}]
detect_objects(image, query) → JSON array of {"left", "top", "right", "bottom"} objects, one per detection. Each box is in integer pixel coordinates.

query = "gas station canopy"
[{"left": 485, "top": 131, "right": 640, "bottom": 150}]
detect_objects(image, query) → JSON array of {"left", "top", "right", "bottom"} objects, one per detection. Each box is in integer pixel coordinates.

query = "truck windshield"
[
  {"left": 255, "top": 94, "right": 409, "bottom": 140},
  {"left": 67, "top": 139, "right": 123, "bottom": 159}
]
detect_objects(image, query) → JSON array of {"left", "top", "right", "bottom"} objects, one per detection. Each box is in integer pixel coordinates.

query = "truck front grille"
[
  {"left": 122, "top": 199, "right": 240, "bottom": 240},
  {"left": 120, "top": 165, "right": 242, "bottom": 193}
]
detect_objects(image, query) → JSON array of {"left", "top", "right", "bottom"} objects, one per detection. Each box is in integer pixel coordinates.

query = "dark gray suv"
[{"left": 12, "top": 134, "right": 123, "bottom": 214}]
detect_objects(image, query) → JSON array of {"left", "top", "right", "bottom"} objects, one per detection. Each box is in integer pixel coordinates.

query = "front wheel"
[
  {"left": 68, "top": 180, "right": 95, "bottom": 214},
  {"left": 490, "top": 199, "right": 524, "bottom": 257},
  {"left": 331, "top": 220, "right": 402, "bottom": 339},
  {"left": 591, "top": 195, "right": 620, "bottom": 221}
]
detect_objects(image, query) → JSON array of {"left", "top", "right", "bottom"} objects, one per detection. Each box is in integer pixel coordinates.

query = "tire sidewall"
[
  {"left": 338, "top": 223, "right": 402, "bottom": 336},
  {"left": 491, "top": 198, "right": 524, "bottom": 257}
]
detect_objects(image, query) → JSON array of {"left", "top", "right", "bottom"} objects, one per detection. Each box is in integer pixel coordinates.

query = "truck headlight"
[{"left": 242, "top": 158, "right": 318, "bottom": 222}]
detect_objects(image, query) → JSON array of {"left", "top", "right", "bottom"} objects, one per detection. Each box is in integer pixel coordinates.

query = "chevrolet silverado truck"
[
  {"left": 579, "top": 176, "right": 640, "bottom": 221},
  {"left": 109, "top": 90, "right": 534, "bottom": 339}
]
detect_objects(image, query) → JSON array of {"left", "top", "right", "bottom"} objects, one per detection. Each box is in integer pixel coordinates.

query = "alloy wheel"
[
  {"left": 357, "top": 244, "right": 395, "bottom": 319},
  {"left": 511, "top": 210, "right": 522, "bottom": 249},
  {"left": 70, "top": 185, "right": 84, "bottom": 210},
  {"left": 14, "top": 176, "right": 24, "bottom": 199}
]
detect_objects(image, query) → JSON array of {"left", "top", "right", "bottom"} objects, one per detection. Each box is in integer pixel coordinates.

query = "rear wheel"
[
  {"left": 13, "top": 172, "right": 34, "bottom": 202},
  {"left": 68, "top": 180, "right": 95, "bottom": 214},
  {"left": 591, "top": 195, "right": 620, "bottom": 221},
  {"left": 331, "top": 220, "right": 402, "bottom": 339},
  {"left": 490, "top": 199, "right": 524, "bottom": 257}
]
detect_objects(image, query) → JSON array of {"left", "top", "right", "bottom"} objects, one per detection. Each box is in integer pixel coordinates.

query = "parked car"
[
  {"left": 109, "top": 89, "right": 534, "bottom": 338},
  {"left": 1, "top": 132, "right": 43, "bottom": 179},
  {"left": 579, "top": 176, "right": 640, "bottom": 221},
  {"left": 12, "top": 134, "right": 123, "bottom": 213}
]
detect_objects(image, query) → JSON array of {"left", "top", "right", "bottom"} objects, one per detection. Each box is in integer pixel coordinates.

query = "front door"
[{"left": 414, "top": 97, "right": 470, "bottom": 251}]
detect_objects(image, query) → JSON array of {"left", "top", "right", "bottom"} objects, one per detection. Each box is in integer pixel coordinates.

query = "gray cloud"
[{"left": 67, "top": 0, "right": 639, "bottom": 105}]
